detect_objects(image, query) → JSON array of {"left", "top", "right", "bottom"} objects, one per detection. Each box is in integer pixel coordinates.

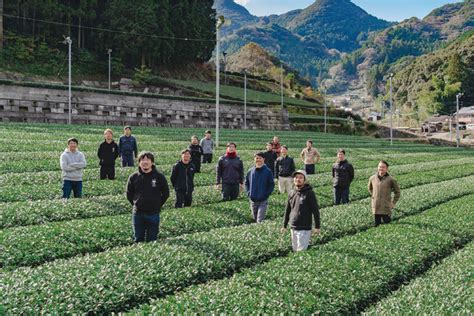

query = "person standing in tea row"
[
  {"left": 60, "top": 138, "right": 87, "bottom": 199},
  {"left": 119, "top": 126, "right": 138, "bottom": 167},
  {"left": 97, "top": 129, "right": 119, "bottom": 180}
]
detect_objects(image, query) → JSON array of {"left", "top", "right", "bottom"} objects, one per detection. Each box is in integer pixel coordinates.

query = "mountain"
[
  {"left": 220, "top": 23, "right": 330, "bottom": 81},
  {"left": 216, "top": 0, "right": 391, "bottom": 81},
  {"left": 391, "top": 31, "right": 474, "bottom": 124},
  {"left": 326, "top": 0, "right": 474, "bottom": 95},
  {"left": 213, "top": 0, "right": 259, "bottom": 34},
  {"left": 279, "top": 0, "right": 391, "bottom": 52},
  {"left": 225, "top": 42, "right": 310, "bottom": 86}
]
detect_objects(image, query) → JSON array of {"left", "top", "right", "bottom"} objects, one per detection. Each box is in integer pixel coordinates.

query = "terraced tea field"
[{"left": 0, "top": 122, "right": 472, "bottom": 314}]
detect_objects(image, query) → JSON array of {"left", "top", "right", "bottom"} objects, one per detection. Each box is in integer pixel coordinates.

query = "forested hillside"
[{"left": 0, "top": 0, "right": 215, "bottom": 76}]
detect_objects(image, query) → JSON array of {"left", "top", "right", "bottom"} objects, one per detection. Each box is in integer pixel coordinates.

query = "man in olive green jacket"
[{"left": 368, "top": 160, "right": 401, "bottom": 226}]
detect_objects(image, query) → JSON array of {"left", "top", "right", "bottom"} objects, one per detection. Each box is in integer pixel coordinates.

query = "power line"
[{"left": 2, "top": 13, "right": 216, "bottom": 43}]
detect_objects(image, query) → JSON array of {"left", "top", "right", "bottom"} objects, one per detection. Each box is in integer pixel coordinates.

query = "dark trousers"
[
  {"left": 100, "top": 164, "right": 116, "bottom": 180},
  {"left": 202, "top": 153, "right": 213, "bottom": 163},
  {"left": 121, "top": 154, "right": 134, "bottom": 167},
  {"left": 334, "top": 186, "right": 350, "bottom": 205},
  {"left": 192, "top": 158, "right": 201, "bottom": 173},
  {"left": 222, "top": 183, "right": 240, "bottom": 201},
  {"left": 62, "top": 180, "right": 82, "bottom": 198},
  {"left": 305, "top": 164, "right": 315, "bottom": 175},
  {"left": 175, "top": 191, "right": 193, "bottom": 208},
  {"left": 132, "top": 212, "right": 160, "bottom": 242},
  {"left": 374, "top": 214, "right": 391, "bottom": 226}
]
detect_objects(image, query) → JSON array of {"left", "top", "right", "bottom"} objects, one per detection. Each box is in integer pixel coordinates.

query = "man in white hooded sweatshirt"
[{"left": 60, "top": 137, "right": 87, "bottom": 199}]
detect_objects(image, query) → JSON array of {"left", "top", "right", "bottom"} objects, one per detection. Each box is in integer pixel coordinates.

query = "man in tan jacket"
[
  {"left": 368, "top": 160, "right": 401, "bottom": 226},
  {"left": 300, "top": 140, "right": 320, "bottom": 175}
]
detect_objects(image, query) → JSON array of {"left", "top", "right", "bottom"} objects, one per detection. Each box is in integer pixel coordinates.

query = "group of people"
[{"left": 59, "top": 128, "right": 401, "bottom": 250}]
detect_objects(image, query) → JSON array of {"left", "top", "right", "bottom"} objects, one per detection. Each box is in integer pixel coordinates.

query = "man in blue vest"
[{"left": 119, "top": 126, "right": 138, "bottom": 167}]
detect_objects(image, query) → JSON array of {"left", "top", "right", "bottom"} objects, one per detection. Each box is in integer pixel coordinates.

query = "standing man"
[
  {"left": 281, "top": 170, "right": 320, "bottom": 251},
  {"left": 189, "top": 135, "right": 203, "bottom": 173},
  {"left": 97, "top": 128, "right": 119, "bottom": 180},
  {"left": 300, "top": 140, "right": 320, "bottom": 175},
  {"left": 263, "top": 142, "right": 277, "bottom": 178},
  {"left": 271, "top": 136, "right": 282, "bottom": 157},
  {"left": 275, "top": 145, "right": 296, "bottom": 194},
  {"left": 60, "top": 137, "right": 87, "bottom": 199},
  {"left": 170, "top": 149, "right": 196, "bottom": 208},
  {"left": 215, "top": 142, "right": 244, "bottom": 201},
  {"left": 119, "top": 126, "right": 138, "bottom": 167},
  {"left": 245, "top": 152, "right": 275, "bottom": 223},
  {"left": 126, "top": 152, "right": 169, "bottom": 242},
  {"left": 368, "top": 160, "right": 401, "bottom": 226},
  {"left": 200, "top": 130, "right": 214, "bottom": 164},
  {"left": 332, "top": 149, "right": 354, "bottom": 205}
]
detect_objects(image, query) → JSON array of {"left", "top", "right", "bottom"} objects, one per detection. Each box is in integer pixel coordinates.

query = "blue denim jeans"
[
  {"left": 121, "top": 154, "right": 134, "bottom": 167},
  {"left": 62, "top": 180, "right": 83, "bottom": 198},
  {"left": 334, "top": 186, "right": 350, "bottom": 205},
  {"left": 132, "top": 212, "right": 160, "bottom": 242}
]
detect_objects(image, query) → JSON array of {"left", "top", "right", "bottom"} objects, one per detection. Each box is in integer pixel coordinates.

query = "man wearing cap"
[
  {"left": 170, "top": 149, "right": 196, "bottom": 208},
  {"left": 275, "top": 145, "right": 296, "bottom": 194},
  {"left": 215, "top": 142, "right": 244, "bottom": 201},
  {"left": 119, "top": 126, "right": 138, "bottom": 167},
  {"left": 126, "top": 151, "right": 169, "bottom": 242},
  {"left": 245, "top": 152, "right": 275, "bottom": 223},
  {"left": 282, "top": 170, "right": 320, "bottom": 251}
]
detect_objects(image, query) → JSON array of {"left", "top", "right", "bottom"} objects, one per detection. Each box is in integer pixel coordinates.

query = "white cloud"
[{"left": 235, "top": 0, "right": 251, "bottom": 5}]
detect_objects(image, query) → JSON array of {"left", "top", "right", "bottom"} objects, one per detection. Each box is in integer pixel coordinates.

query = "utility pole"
[
  {"left": 456, "top": 93, "right": 463, "bottom": 148},
  {"left": 278, "top": 46, "right": 283, "bottom": 107},
  {"left": 243, "top": 69, "right": 247, "bottom": 130},
  {"left": 389, "top": 73, "right": 394, "bottom": 146},
  {"left": 0, "top": 0, "right": 4, "bottom": 50},
  {"left": 107, "top": 49, "right": 112, "bottom": 91},
  {"left": 63, "top": 36, "right": 72, "bottom": 125},
  {"left": 222, "top": 51, "right": 227, "bottom": 85},
  {"left": 324, "top": 95, "right": 327, "bottom": 133},
  {"left": 215, "top": 16, "right": 225, "bottom": 148}
]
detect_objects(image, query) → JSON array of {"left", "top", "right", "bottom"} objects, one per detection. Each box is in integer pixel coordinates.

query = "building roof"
[{"left": 457, "top": 106, "right": 474, "bottom": 115}]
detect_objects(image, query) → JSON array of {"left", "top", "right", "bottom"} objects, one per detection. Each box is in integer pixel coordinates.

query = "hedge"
[
  {"left": 133, "top": 194, "right": 474, "bottom": 314},
  {"left": 1, "top": 178, "right": 473, "bottom": 313}
]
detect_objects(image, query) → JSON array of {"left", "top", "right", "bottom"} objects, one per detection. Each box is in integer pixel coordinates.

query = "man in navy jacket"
[{"left": 245, "top": 152, "right": 275, "bottom": 222}]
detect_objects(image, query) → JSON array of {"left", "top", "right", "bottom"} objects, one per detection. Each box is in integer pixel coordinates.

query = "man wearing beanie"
[
  {"left": 215, "top": 142, "right": 244, "bottom": 201},
  {"left": 282, "top": 170, "right": 320, "bottom": 251},
  {"left": 245, "top": 152, "right": 275, "bottom": 223}
]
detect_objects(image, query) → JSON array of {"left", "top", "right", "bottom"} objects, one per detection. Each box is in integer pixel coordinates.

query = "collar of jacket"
[{"left": 138, "top": 165, "right": 157, "bottom": 175}]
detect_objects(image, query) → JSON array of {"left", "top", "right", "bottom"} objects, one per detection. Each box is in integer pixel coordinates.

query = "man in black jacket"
[
  {"left": 170, "top": 149, "right": 196, "bottom": 208},
  {"left": 263, "top": 142, "right": 277, "bottom": 178},
  {"left": 126, "top": 152, "right": 169, "bottom": 242},
  {"left": 215, "top": 142, "right": 244, "bottom": 201},
  {"left": 332, "top": 149, "right": 355, "bottom": 205},
  {"left": 281, "top": 170, "right": 320, "bottom": 251},
  {"left": 97, "top": 129, "right": 119, "bottom": 180},
  {"left": 275, "top": 145, "right": 296, "bottom": 194}
]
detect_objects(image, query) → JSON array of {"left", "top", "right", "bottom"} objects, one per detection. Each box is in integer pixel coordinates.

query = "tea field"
[{"left": 0, "top": 122, "right": 473, "bottom": 314}]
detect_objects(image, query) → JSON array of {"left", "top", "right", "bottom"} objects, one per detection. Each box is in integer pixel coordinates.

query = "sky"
[{"left": 234, "top": 0, "right": 463, "bottom": 22}]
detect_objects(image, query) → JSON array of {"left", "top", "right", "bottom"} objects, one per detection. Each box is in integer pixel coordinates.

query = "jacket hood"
[
  {"left": 296, "top": 183, "right": 313, "bottom": 193},
  {"left": 64, "top": 148, "right": 80, "bottom": 154}
]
